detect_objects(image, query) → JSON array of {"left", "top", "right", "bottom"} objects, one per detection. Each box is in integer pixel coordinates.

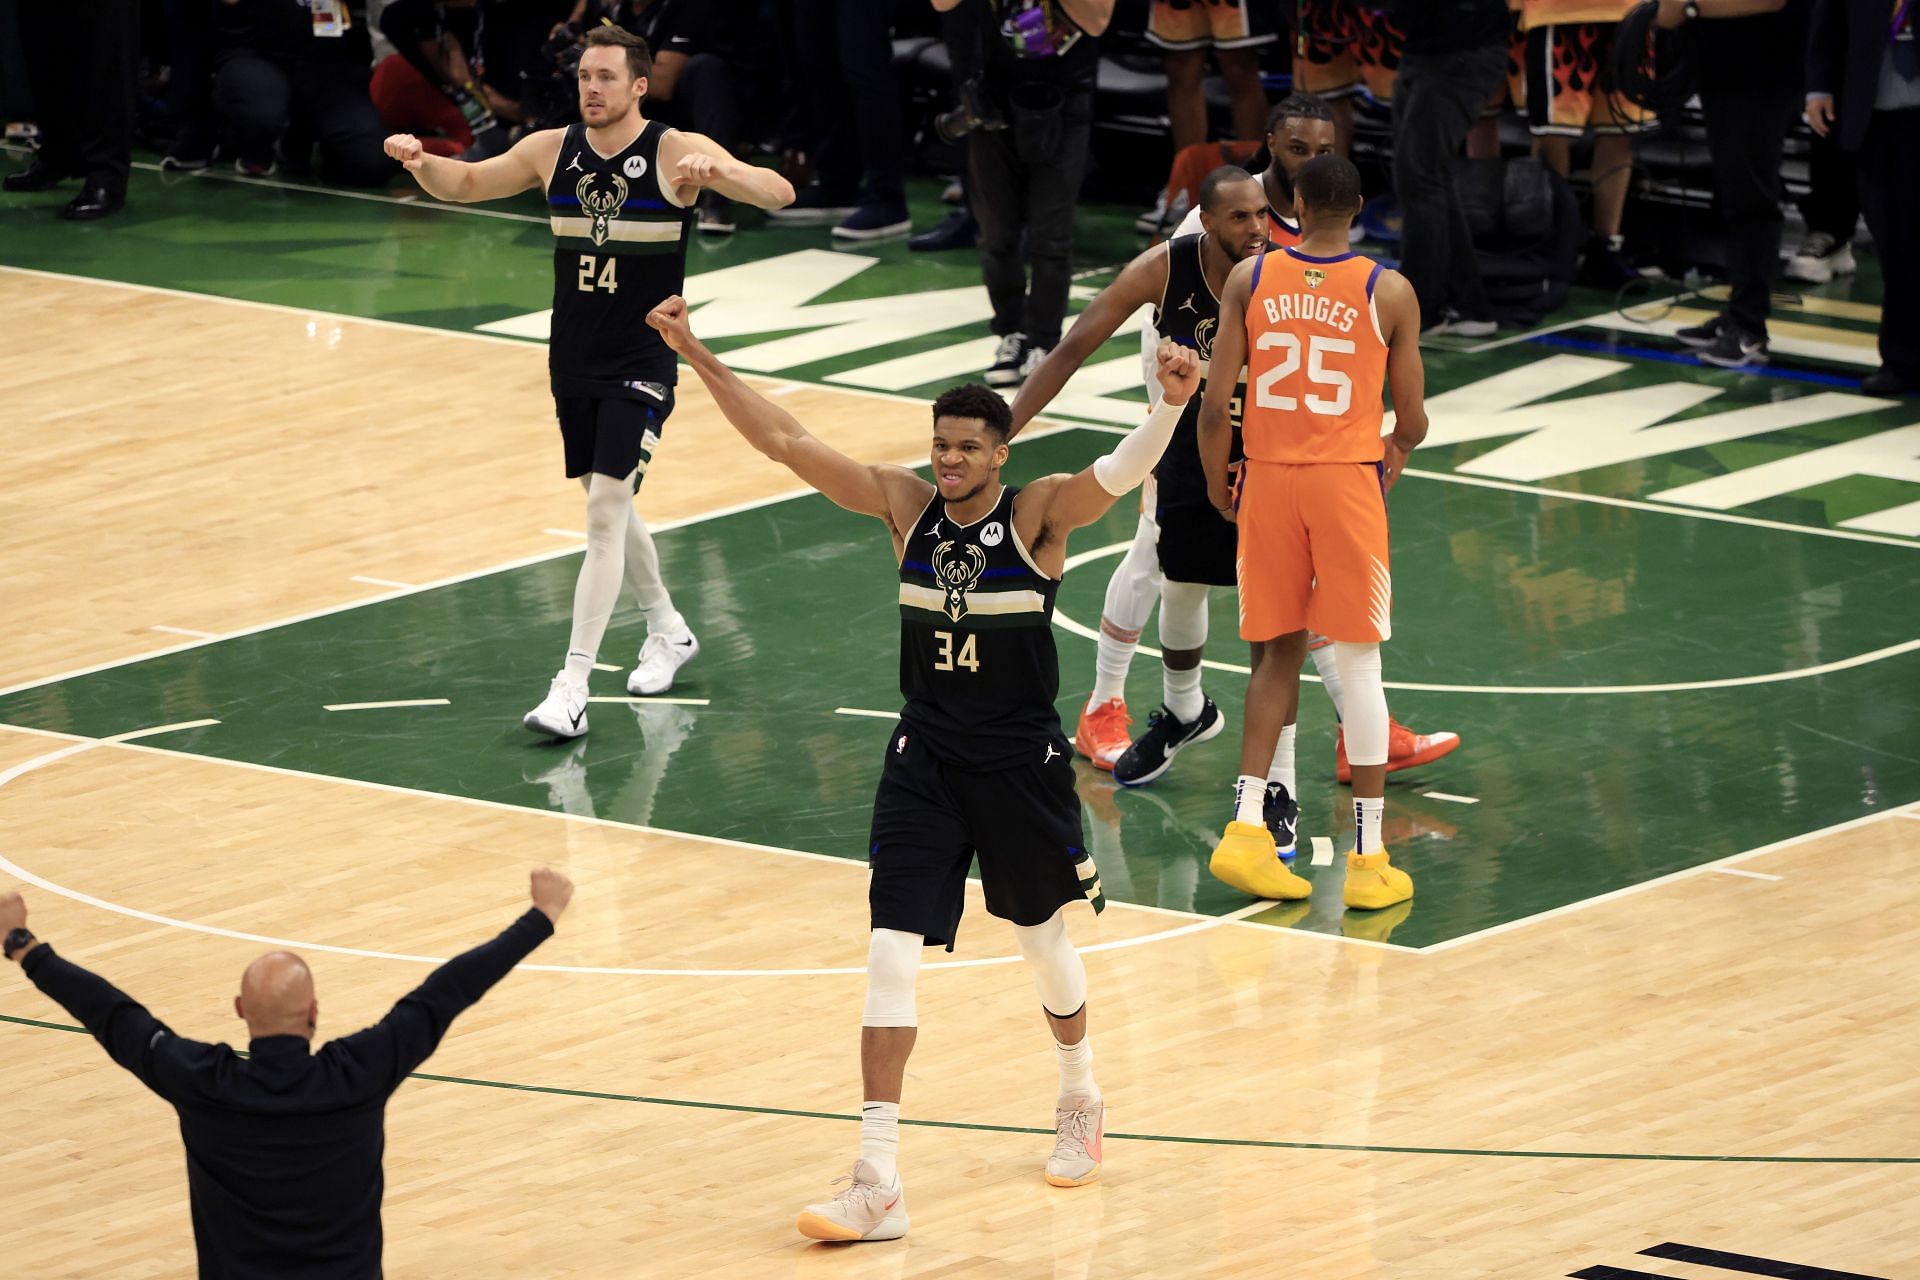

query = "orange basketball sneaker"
[
  {"left": 1335, "top": 718, "right": 1460, "bottom": 784},
  {"left": 1074, "top": 697, "right": 1132, "bottom": 772}
]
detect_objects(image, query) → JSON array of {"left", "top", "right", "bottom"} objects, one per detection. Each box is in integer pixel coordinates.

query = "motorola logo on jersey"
[
  {"left": 980, "top": 521, "right": 1004, "bottom": 547},
  {"left": 622, "top": 155, "right": 649, "bottom": 180},
  {"left": 932, "top": 539, "right": 986, "bottom": 621},
  {"left": 576, "top": 172, "right": 629, "bottom": 246}
]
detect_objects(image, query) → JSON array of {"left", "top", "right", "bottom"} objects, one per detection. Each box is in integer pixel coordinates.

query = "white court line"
[
  {"left": 1055, "top": 543, "right": 1920, "bottom": 694},
  {"left": 1423, "top": 792, "right": 1480, "bottom": 805},
  {"left": 0, "top": 725, "right": 1327, "bottom": 971},
  {"left": 151, "top": 625, "right": 215, "bottom": 639},
  {"left": 323, "top": 699, "right": 451, "bottom": 712},
  {"left": 350, "top": 576, "right": 417, "bottom": 590},
  {"left": 1902, "top": 812, "right": 1920, "bottom": 823},
  {"left": 1419, "top": 807, "right": 1908, "bottom": 954},
  {"left": 1712, "top": 867, "right": 1784, "bottom": 882},
  {"left": 586, "top": 696, "right": 709, "bottom": 706},
  {"left": 591, "top": 662, "right": 623, "bottom": 673},
  {"left": 543, "top": 528, "right": 588, "bottom": 540},
  {"left": 1310, "top": 837, "right": 1334, "bottom": 867},
  {"left": 835, "top": 708, "right": 899, "bottom": 720}
]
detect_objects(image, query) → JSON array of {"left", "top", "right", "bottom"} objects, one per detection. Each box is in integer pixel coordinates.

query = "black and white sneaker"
[
  {"left": 1697, "top": 323, "right": 1769, "bottom": 369},
  {"left": 1264, "top": 783, "right": 1300, "bottom": 860},
  {"left": 697, "top": 193, "right": 736, "bottom": 235},
  {"left": 984, "top": 333, "right": 1032, "bottom": 387},
  {"left": 1674, "top": 314, "right": 1724, "bottom": 348},
  {"left": 1113, "top": 698, "right": 1225, "bottom": 787}
]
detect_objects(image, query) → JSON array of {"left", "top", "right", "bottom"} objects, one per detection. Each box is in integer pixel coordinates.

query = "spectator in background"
[
  {"left": 4, "top": 0, "right": 139, "bottom": 219},
  {"left": 374, "top": 0, "right": 517, "bottom": 161},
  {"left": 622, "top": 0, "right": 755, "bottom": 235},
  {"left": 1149, "top": 0, "right": 1282, "bottom": 175},
  {"left": 1808, "top": 0, "right": 1919, "bottom": 394},
  {"left": 1786, "top": 128, "right": 1860, "bottom": 283},
  {"left": 1383, "top": 0, "right": 1511, "bottom": 336},
  {"left": 1657, "top": 0, "right": 1808, "bottom": 370},
  {"left": 934, "top": 0, "right": 1115, "bottom": 388},
  {"left": 771, "top": 1, "right": 912, "bottom": 241},
  {"left": 211, "top": 0, "right": 399, "bottom": 185},
  {"left": 1520, "top": 0, "right": 1652, "bottom": 287}
]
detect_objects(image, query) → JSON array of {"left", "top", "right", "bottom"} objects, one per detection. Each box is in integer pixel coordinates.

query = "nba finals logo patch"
[
  {"left": 1303, "top": 268, "right": 1327, "bottom": 290},
  {"left": 932, "top": 540, "right": 986, "bottom": 622},
  {"left": 576, "top": 172, "right": 629, "bottom": 246}
]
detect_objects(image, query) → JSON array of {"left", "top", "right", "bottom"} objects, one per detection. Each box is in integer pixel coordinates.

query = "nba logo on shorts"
[{"left": 896, "top": 734, "right": 908, "bottom": 755}]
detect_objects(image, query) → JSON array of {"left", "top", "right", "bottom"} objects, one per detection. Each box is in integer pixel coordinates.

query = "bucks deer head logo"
[
  {"left": 932, "top": 540, "right": 987, "bottom": 622},
  {"left": 576, "top": 172, "right": 629, "bottom": 246},
  {"left": 1302, "top": 267, "right": 1327, "bottom": 290}
]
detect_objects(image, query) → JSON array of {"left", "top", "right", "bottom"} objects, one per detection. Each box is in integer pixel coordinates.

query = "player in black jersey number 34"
[
  {"left": 646, "top": 294, "right": 1199, "bottom": 1244},
  {"left": 383, "top": 25, "right": 794, "bottom": 738}
]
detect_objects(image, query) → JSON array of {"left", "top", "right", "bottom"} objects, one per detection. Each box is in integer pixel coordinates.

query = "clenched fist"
[
  {"left": 646, "top": 296, "right": 697, "bottom": 354},
  {"left": 1154, "top": 338, "right": 1202, "bottom": 406},
  {"left": 672, "top": 151, "right": 730, "bottom": 193},
  {"left": 383, "top": 134, "right": 427, "bottom": 171},
  {"left": 529, "top": 868, "right": 574, "bottom": 923}
]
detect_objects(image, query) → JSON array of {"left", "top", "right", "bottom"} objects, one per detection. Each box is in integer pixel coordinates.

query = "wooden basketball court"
[{"left": 3, "top": 255, "right": 1917, "bottom": 1279}]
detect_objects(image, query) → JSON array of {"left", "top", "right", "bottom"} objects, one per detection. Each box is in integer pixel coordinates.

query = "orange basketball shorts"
[{"left": 1235, "top": 459, "right": 1392, "bottom": 644}]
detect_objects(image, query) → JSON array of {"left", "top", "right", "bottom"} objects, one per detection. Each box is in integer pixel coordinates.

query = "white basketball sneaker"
[
  {"left": 1045, "top": 1094, "right": 1105, "bottom": 1187},
  {"left": 523, "top": 672, "right": 589, "bottom": 738},
  {"left": 796, "top": 1159, "right": 909, "bottom": 1242},
  {"left": 627, "top": 626, "right": 699, "bottom": 695}
]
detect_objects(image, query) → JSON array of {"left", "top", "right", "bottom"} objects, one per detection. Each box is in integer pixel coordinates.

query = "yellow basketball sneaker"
[
  {"left": 1209, "top": 822, "right": 1312, "bottom": 900},
  {"left": 1343, "top": 849, "right": 1413, "bottom": 910}
]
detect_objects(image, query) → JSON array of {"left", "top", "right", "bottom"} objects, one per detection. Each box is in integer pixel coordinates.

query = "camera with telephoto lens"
[
  {"left": 934, "top": 76, "right": 1006, "bottom": 143},
  {"left": 519, "top": 23, "right": 587, "bottom": 129}
]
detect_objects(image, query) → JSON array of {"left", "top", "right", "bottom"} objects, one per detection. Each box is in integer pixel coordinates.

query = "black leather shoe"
[
  {"left": 908, "top": 208, "right": 978, "bottom": 253},
  {"left": 1860, "top": 367, "right": 1915, "bottom": 397},
  {"left": 61, "top": 182, "right": 125, "bottom": 221},
  {"left": 4, "top": 159, "right": 70, "bottom": 193}
]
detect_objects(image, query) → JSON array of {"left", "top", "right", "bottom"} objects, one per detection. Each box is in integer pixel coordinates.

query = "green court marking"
[{"left": 4, "top": 1013, "right": 1910, "bottom": 1165}]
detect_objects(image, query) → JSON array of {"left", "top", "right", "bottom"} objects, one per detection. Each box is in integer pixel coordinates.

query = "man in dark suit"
[
  {"left": 2, "top": 0, "right": 139, "bottom": 219},
  {"left": 1809, "top": 0, "right": 1920, "bottom": 395}
]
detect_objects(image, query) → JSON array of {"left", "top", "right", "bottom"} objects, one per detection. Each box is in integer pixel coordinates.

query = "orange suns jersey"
[{"left": 1240, "top": 246, "right": 1389, "bottom": 464}]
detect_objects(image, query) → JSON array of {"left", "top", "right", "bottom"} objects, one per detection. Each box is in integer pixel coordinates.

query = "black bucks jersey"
[
  {"left": 546, "top": 119, "right": 695, "bottom": 398},
  {"left": 898, "top": 487, "right": 1063, "bottom": 768},
  {"left": 1151, "top": 232, "right": 1247, "bottom": 513}
]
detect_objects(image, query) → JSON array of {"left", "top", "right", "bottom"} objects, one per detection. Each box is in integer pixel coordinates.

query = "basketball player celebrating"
[
  {"left": 644, "top": 294, "right": 1200, "bottom": 1242},
  {"left": 1200, "top": 155, "right": 1426, "bottom": 909},
  {"left": 382, "top": 26, "right": 794, "bottom": 738}
]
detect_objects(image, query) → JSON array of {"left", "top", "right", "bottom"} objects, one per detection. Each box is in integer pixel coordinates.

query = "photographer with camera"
[{"left": 931, "top": 0, "right": 1115, "bottom": 388}]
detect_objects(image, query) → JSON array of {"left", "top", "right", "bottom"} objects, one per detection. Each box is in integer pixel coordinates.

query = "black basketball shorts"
[
  {"left": 867, "top": 723, "right": 1104, "bottom": 951},
  {"left": 554, "top": 382, "right": 675, "bottom": 483},
  {"left": 1156, "top": 498, "right": 1238, "bottom": 587}
]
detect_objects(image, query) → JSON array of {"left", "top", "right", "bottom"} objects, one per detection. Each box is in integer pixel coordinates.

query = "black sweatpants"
[
  {"left": 1800, "top": 126, "right": 1860, "bottom": 241},
  {"left": 1697, "top": 85, "right": 1801, "bottom": 339},
  {"left": 212, "top": 52, "right": 397, "bottom": 187},
  {"left": 793, "top": 0, "right": 905, "bottom": 204},
  {"left": 1855, "top": 108, "right": 1920, "bottom": 381},
  {"left": 967, "top": 88, "right": 1093, "bottom": 349},
  {"left": 18, "top": 0, "right": 138, "bottom": 195},
  {"left": 1391, "top": 44, "right": 1508, "bottom": 327}
]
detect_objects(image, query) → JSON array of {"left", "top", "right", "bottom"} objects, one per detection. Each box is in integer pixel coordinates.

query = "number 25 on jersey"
[
  {"left": 1252, "top": 331, "right": 1353, "bottom": 415},
  {"left": 577, "top": 254, "right": 617, "bottom": 294}
]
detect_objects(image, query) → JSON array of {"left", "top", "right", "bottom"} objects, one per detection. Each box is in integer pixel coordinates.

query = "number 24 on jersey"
[{"left": 577, "top": 254, "right": 617, "bottom": 293}]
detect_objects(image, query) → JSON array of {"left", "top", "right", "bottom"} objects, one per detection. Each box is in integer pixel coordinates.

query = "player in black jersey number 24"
[
  {"left": 383, "top": 25, "right": 794, "bottom": 738},
  {"left": 647, "top": 294, "right": 1199, "bottom": 1244}
]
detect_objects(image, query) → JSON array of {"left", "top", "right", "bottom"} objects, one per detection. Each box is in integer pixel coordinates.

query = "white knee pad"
[
  {"left": 1012, "top": 910, "right": 1088, "bottom": 1018},
  {"left": 1158, "top": 579, "right": 1210, "bottom": 651},
  {"left": 1333, "top": 641, "right": 1389, "bottom": 766},
  {"left": 861, "top": 929, "right": 923, "bottom": 1028}
]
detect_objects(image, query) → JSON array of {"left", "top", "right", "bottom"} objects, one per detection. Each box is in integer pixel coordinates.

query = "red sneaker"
[
  {"left": 1335, "top": 718, "right": 1461, "bottom": 784},
  {"left": 1074, "top": 697, "right": 1131, "bottom": 772}
]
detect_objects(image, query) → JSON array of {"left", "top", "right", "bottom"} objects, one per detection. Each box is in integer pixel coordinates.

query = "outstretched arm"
[
  {"left": 1022, "top": 341, "right": 1201, "bottom": 538},
  {"left": 1374, "top": 269, "right": 1427, "bottom": 490},
  {"left": 385, "top": 128, "right": 555, "bottom": 203},
  {"left": 1008, "top": 244, "right": 1170, "bottom": 438},
  {"left": 1200, "top": 256, "right": 1255, "bottom": 515},
  {"left": 647, "top": 298, "right": 928, "bottom": 536},
  {"left": 661, "top": 132, "right": 796, "bottom": 211}
]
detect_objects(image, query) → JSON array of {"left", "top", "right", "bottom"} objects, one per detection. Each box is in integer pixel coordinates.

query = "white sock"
[
  {"left": 1354, "top": 795, "right": 1384, "bottom": 855},
  {"left": 1163, "top": 663, "right": 1203, "bottom": 723},
  {"left": 1090, "top": 623, "right": 1136, "bottom": 708},
  {"left": 647, "top": 608, "right": 687, "bottom": 640},
  {"left": 562, "top": 649, "right": 593, "bottom": 684},
  {"left": 858, "top": 1101, "right": 900, "bottom": 1184},
  {"left": 1309, "top": 638, "right": 1344, "bottom": 722},
  {"left": 1267, "top": 723, "right": 1296, "bottom": 798},
  {"left": 1233, "top": 774, "right": 1265, "bottom": 826},
  {"left": 1056, "top": 1037, "right": 1099, "bottom": 1100}
]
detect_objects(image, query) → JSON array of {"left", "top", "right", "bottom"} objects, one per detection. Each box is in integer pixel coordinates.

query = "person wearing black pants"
[
  {"left": 1808, "top": 0, "right": 1920, "bottom": 395},
  {"left": 1657, "top": 0, "right": 1810, "bottom": 369},
  {"left": 775, "top": 0, "right": 910, "bottom": 240},
  {"left": 1384, "top": 0, "right": 1510, "bottom": 336},
  {"left": 1786, "top": 129, "right": 1861, "bottom": 282},
  {"left": 3, "top": 0, "right": 139, "bottom": 219}
]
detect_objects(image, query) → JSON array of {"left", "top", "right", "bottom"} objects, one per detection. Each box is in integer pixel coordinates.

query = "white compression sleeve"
[
  {"left": 1334, "top": 642, "right": 1389, "bottom": 766},
  {"left": 1092, "top": 397, "right": 1185, "bottom": 497}
]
